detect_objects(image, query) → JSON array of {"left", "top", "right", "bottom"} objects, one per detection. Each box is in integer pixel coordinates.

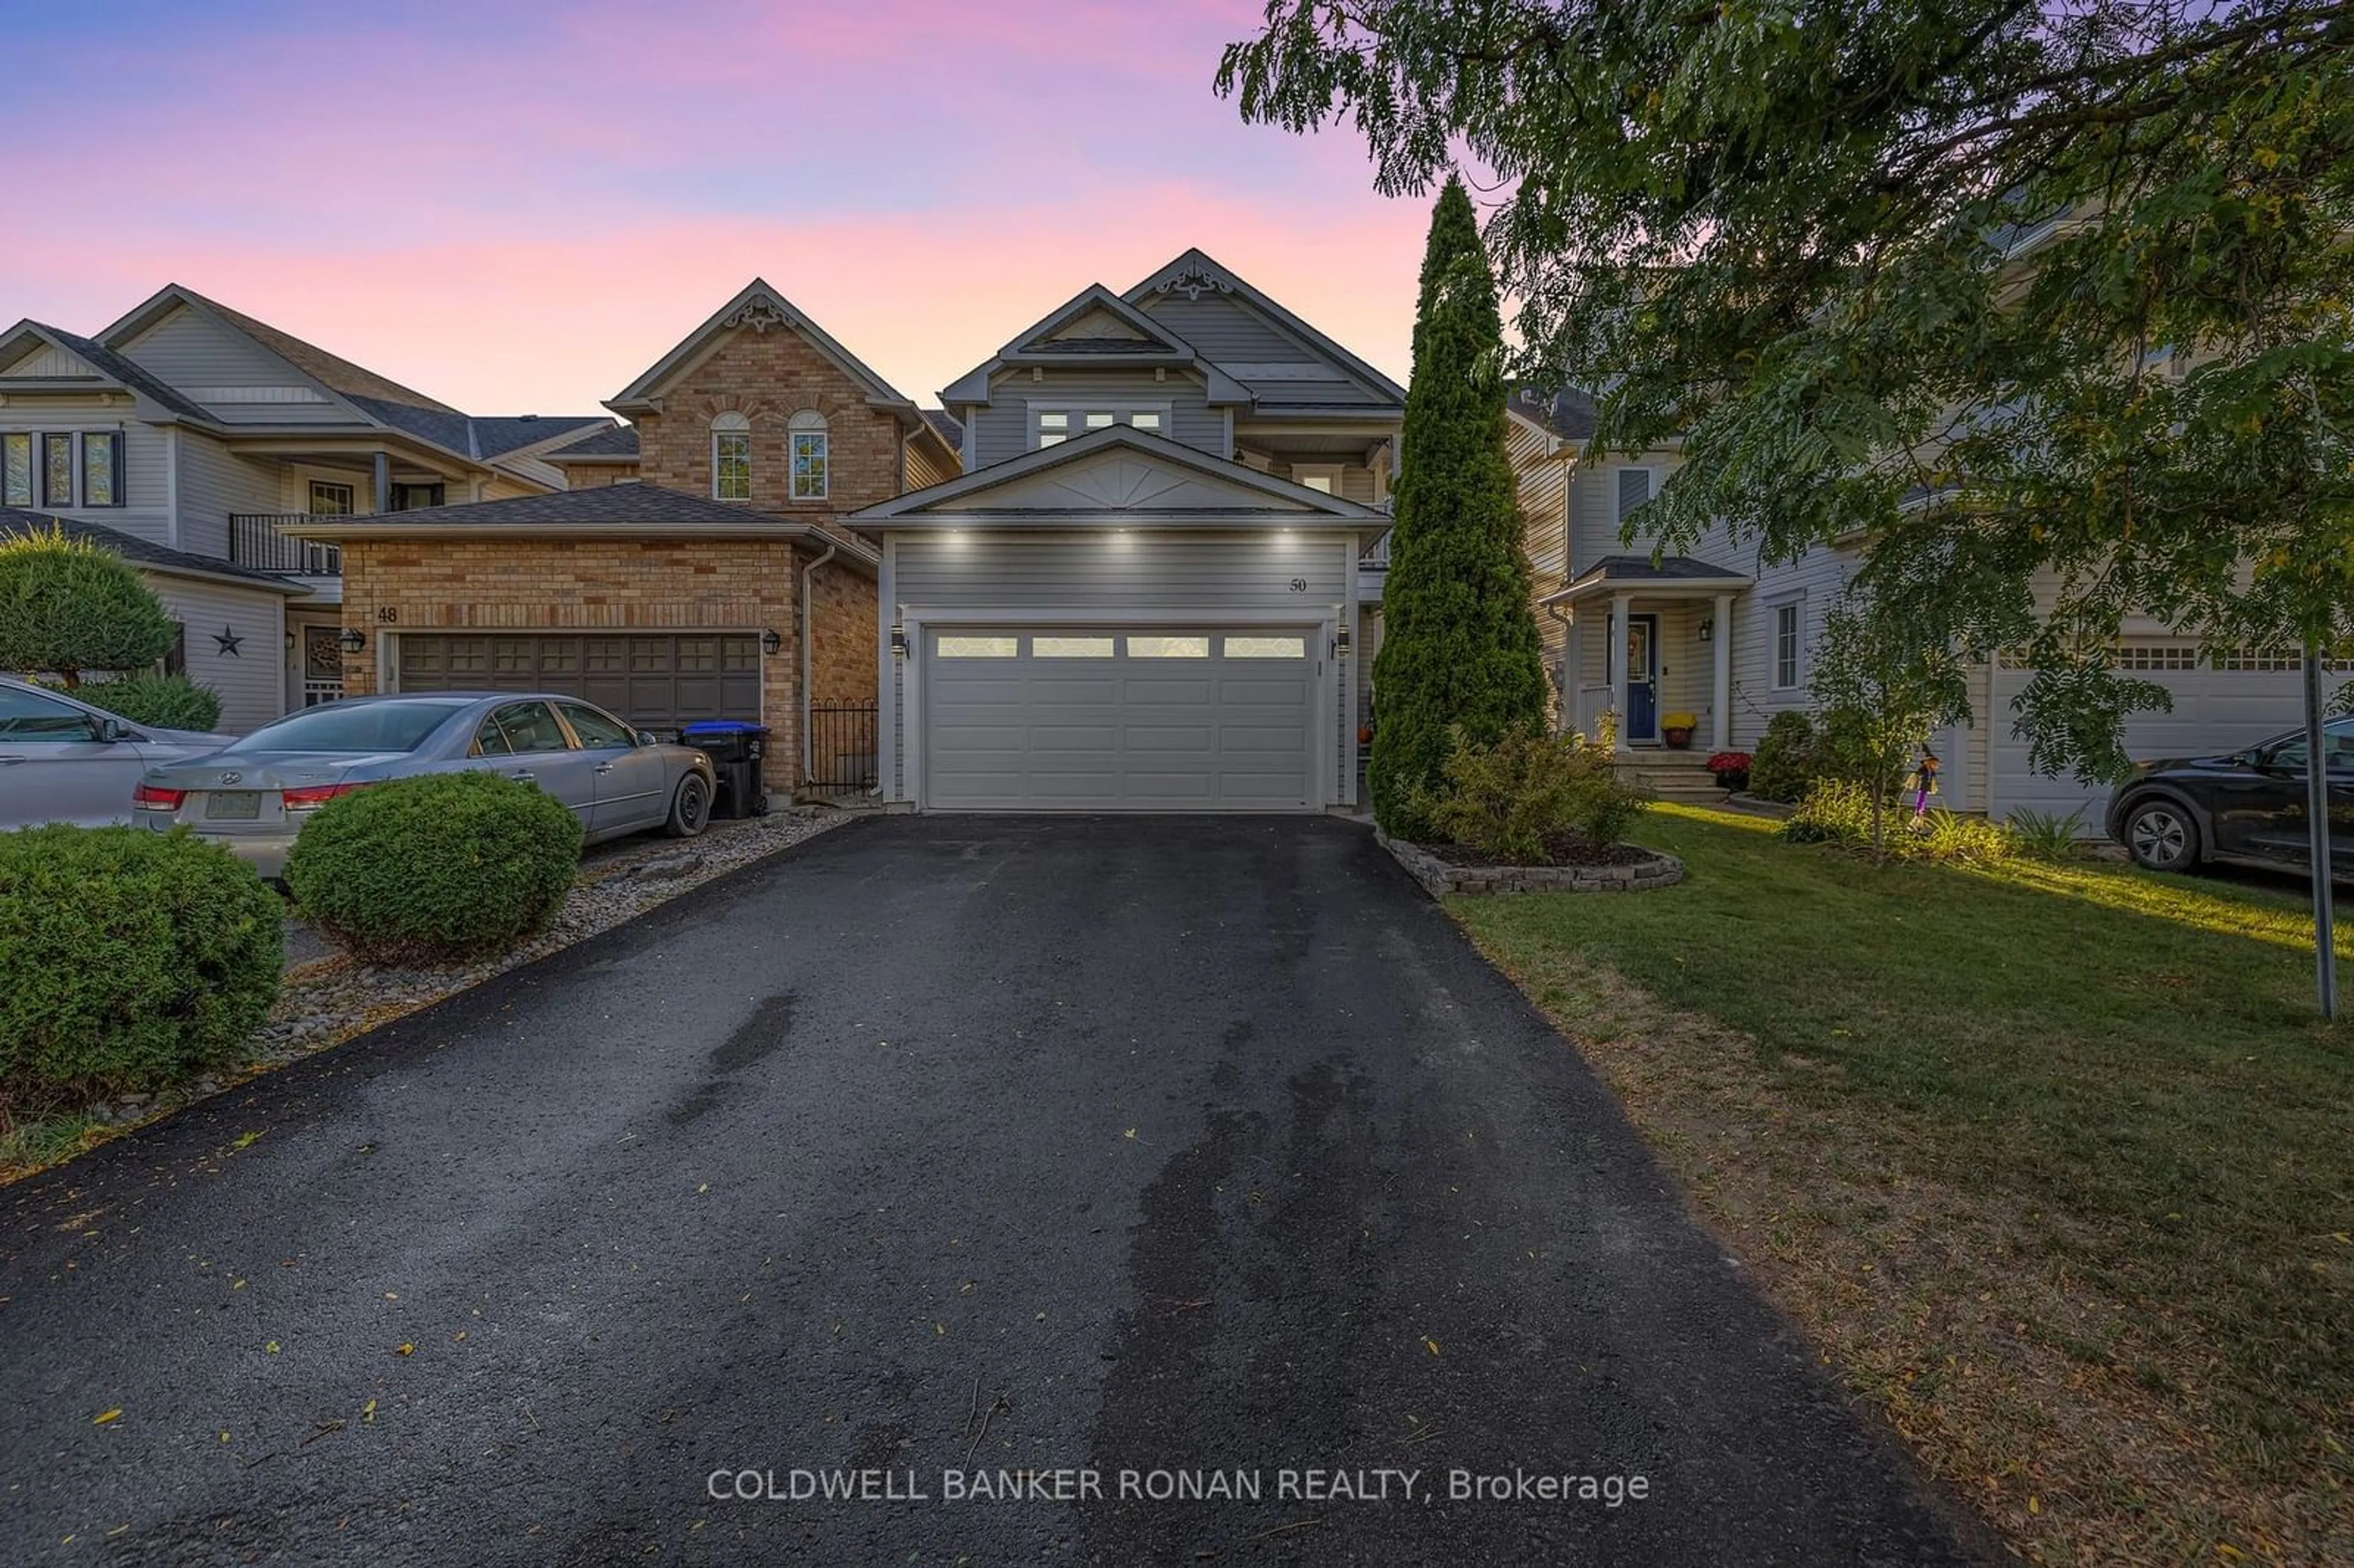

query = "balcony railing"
[
  {"left": 1361, "top": 528, "right": 1392, "bottom": 571},
  {"left": 229, "top": 514, "right": 343, "bottom": 576}
]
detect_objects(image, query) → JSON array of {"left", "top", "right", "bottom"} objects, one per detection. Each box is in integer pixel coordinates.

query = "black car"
[{"left": 2106, "top": 716, "right": 2354, "bottom": 874}]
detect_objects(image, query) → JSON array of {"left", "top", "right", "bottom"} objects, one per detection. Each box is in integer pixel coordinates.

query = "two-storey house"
[
  {"left": 288, "top": 280, "right": 960, "bottom": 793},
  {"left": 0, "top": 285, "right": 610, "bottom": 729},
  {"left": 1512, "top": 382, "right": 2323, "bottom": 819},
  {"left": 846, "top": 250, "right": 1403, "bottom": 812}
]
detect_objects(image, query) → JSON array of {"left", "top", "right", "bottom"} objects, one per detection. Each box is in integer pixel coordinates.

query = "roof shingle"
[{"left": 0, "top": 508, "right": 302, "bottom": 590}]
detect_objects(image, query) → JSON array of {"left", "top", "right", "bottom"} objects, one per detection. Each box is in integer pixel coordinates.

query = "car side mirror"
[
  {"left": 635, "top": 730, "right": 659, "bottom": 748},
  {"left": 94, "top": 717, "right": 129, "bottom": 744}
]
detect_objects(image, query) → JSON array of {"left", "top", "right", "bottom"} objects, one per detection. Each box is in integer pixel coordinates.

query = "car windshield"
[{"left": 234, "top": 699, "right": 472, "bottom": 753}]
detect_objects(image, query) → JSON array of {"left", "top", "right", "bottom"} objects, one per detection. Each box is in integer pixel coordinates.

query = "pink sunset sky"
[{"left": 4, "top": 1, "right": 1435, "bottom": 417}]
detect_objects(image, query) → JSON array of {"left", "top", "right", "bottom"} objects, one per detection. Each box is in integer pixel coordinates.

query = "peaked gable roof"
[
  {"left": 548, "top": 422, "right": 642, "bottom": 460},
  {"left": 1126, "top": 248, "right": 1406, "bottom": 406},
  {"left": 0, "top": 319, "right": 214, "bottom": 421},
  {"left": 847, "top": 424, "right": 1386, "bottom": 529},
  {"left": 608, "top": 278, "right": 921, "bottom": 417},
  {"left": 939, "top": 283, "right": 1251, "bottom": 407}
]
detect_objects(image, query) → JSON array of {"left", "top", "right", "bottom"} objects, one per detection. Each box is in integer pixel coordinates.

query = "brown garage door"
[{"left": 395, "top": 633, "right": 761, "bottom": 733}]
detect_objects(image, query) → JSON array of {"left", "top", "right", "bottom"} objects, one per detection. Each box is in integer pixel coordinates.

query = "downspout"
[{"left": 799, "top": 541, "right": 839, "bottom": 793}]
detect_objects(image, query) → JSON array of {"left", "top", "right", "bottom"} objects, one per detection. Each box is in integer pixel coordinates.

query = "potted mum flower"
[{"left": 1707, "top": 750, "right": 1753, "bottom": 790}]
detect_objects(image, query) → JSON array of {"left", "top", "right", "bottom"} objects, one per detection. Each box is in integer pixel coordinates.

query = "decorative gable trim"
[{"left": 608, "top": 277, "right": 921, "bottom": 419}]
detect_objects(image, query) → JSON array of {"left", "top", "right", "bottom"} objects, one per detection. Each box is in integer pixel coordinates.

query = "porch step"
[{"left": 1612, "top": 757, "right": 1727, "bottom": 800}]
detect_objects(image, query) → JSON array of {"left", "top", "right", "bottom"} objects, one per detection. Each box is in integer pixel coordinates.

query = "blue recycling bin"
[{"left": 678, "top": 720, "right": 770, "bottom": 818}]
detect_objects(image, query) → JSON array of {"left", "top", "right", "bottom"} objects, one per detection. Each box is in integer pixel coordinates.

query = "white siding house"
[{"left": 854, "top": 255, "right": 1403, "bottom": 812}]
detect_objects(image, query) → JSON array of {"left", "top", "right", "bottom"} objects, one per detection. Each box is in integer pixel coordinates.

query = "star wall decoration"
[{"left": 214, "top": 626, "right": 243, "bottom": 657}]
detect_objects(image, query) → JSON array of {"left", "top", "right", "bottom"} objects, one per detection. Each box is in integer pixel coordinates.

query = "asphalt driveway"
[{"left": 0, "top": 817, "right": 1987, "bottom": 1566}]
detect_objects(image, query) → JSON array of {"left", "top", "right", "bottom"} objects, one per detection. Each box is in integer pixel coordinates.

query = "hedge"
[
  {"left": 0, "top": 826, "right": 281, "bottom": 1122},
  {"left": 284, "top": 771, "right": 584, "bottom": 965}
]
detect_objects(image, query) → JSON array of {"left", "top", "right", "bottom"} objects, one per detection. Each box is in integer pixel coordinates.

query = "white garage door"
[
  {"left": 1991, "top": 647, "right": 2312, "bottom": 820},
  {"left": 923, "top": 627, "right": 1320, "bottom": 810}
]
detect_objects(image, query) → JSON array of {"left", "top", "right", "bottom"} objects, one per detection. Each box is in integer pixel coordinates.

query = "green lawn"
[{"left": 1452, "top": 805, "right": 2353, "bottom": 1565}]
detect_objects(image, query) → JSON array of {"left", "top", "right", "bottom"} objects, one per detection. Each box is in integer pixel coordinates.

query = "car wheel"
[
  {"left": 2124, "top": 797, "right": 2198, "bottom": 872},
  {"left": 665, "top": 773, "right": 712, "bottom": 839}
]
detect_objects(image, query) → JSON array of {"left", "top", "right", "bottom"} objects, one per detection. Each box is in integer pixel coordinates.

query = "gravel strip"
[{"left": 66, "top": 806, "right": 855, "bottom": 1138}]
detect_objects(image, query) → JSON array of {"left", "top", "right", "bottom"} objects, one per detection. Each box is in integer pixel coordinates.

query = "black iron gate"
[{"left": 805, "top": 699, "right": 878, "bottom": 794}]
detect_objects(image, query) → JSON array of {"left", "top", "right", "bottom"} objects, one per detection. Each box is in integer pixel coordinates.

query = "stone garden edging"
[{"left": 1377, "top": 832, "right": 1686, "bottom": 897}]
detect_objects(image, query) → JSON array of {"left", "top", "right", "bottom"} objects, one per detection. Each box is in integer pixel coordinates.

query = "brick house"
[{"left": 290, "top": 280, "right": 958, "bottom": 791}]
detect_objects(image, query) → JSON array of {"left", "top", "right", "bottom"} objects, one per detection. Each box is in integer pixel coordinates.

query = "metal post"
[{"left": 2303, "top": 644, "right": 2337, "bottom": 1019}]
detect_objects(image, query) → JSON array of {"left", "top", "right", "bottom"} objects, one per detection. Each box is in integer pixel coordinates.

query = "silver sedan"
[
  {"left": 135, "top": 692, "right": 718, "bottom": 878},
  {"left": 1, "top": 674, "right": 237, "bottom": 829}
]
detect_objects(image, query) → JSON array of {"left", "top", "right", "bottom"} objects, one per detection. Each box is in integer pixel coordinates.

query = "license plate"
[{"left": 205, "top": 791, "right": 262, "bottom": 821}]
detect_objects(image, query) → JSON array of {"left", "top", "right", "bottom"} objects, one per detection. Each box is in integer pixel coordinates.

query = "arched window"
[
  {"left": 711, "top": 411, "right": 752, "bottom": 501},
  {"left": 788, "top": 409, "right": 828, "bottom": 500}
]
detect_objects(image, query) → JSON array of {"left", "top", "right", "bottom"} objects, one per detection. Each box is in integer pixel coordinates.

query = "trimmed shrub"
[
  {"left": 284, "top": 771, "right": 584, "bottom": 965},
  {"left": 82, "top": 673, "right": 223, "bottom": 733},
  {"left": 0, "top": 523, "right": 177, "bottom": 682},
  {"left": 1747, "top": 710, "right": 1821, "bottom": 802},
  {"left": 1421, "top": 729, "right": 1651, "bottom": 862},
  {"left": 0, "top": 826, "right": 281, "bottom": 1123}
]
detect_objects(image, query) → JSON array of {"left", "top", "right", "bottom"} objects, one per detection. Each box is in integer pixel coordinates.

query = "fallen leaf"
[
  {"left": 697, "top": 1183, "right": 710, "bottom": 1195},
  {"left": 394, "top": 1343, "right": 414, "bottom": 1357},
  {"left": 362, "top": 1399, "right": 377, "bottom": 1423},
  {"left": 92, "top": 1409, "right": 121, "bottom": 1426},
  {"left": 1122, "top": 1128, "right": 1138, "bottom": 1140},
  {"left": 265, "top": 1341, "right": 280, "bottom": 1354},
  {"left": 230, "top": 1132, "right": 263, "bottom": 1150},
  {"left": 1423, "top": 1338, "right": 1441, "bottom": 1357}
]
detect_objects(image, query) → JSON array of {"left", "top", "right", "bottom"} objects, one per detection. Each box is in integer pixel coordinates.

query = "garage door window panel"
[
  {"left": 1033, "top": 636, "right": 1116, "bottom": 658},
  {"left": 1127, "top": 635, "right": 1208, "bottom": 658},
  {"left": 1224, "top": 636, "right": 1305, "bottom": 658},
  {"left": 938, "top": 636, "right": 1019, "bottom": 658}
]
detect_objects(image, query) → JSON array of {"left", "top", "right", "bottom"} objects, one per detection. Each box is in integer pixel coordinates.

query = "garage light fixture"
[
  {"left": 761, "top": 629, "right": 783, "bottom": 656},
  {"left": 1334, "top": 626, "right": 1352, "bottom": 658},
  {"left": 338, "top": 628, "right": 366, "bottom": 655},
  {"left": 889, "top": 624, "right": 908, "bottom": 657},
  {"left": 1698, "top": 617, "right": 1715, "bottom": 643}
]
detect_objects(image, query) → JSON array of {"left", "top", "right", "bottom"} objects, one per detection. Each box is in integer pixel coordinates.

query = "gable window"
[
  {"left": 1031, "top": 405, "right": 1172, "bottom": 449},
  {"left": 80, "top": 432, "right": 124, "bottom": 507},
  {"left": 2, "top": 434, "right": 29, "bottom": 507},
  {"left": 788, "top": 409, "right": 828, "bottom": 500},
  {"left": 1772, "top": 598, "right": 1804, "bottom": 690},
  {"left": 1290, "top": 463, "right": 1343, "bottom": 495},
  {"left": 41, "top": 434, "right": 74, "bottom": 508},
  {"left": 308, "top": 481, "right": 354, "bottom": 516},
  {"left": 712, "top": 412, "right": 752, "bottom": 501}
]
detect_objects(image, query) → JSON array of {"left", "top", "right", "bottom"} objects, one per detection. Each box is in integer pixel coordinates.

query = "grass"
[{"left": 1452, "top": 805, "right": 2354, "bottom": 1566}]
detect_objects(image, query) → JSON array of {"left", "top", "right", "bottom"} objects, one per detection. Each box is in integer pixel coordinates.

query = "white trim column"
[
  {"left": 1609, "top": 590, "right": 1633, "bottom": 752},
  {"left": 1711, "top": 592, "right": 1734, "bottom": 751}
]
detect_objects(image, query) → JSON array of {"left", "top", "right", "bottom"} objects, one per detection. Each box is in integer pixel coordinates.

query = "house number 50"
[{"left": 1288, "top": 577, "right": 1308, "bottom": 593}]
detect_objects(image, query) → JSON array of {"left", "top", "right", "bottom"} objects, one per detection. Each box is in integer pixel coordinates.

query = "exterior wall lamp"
[
  {"left": 1333, "top": 625, "right": 1352, "bottom": 658},
  {"left": 889, "top": 624, "right": 908, "bottom": 657},
  {"left": 1697, "top": 617, "right": 1715, "bottom": 643},
  {"left": 761, "top": 629, "right": 783, "bottom": 656},
  {"left": 338, "top": 628, "right": 367, "bottom": 655}
]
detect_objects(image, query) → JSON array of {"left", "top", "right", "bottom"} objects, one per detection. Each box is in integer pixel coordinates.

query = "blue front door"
[{"left": 1625, "top": 614, "right": 1659, "bottom": 740}]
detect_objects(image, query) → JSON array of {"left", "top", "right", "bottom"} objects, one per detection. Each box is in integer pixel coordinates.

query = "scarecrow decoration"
[{"left": 1905, "top": 748, "right": 1941, "bottom": 824}]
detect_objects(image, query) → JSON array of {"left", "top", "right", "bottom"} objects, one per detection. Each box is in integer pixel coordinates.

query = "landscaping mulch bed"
[
  {"left": 1415, "top": 834, "right": 1658, "bottom": 869},
  {"left": 1, "top": 805, "right": 853, "bottom": 1183}
]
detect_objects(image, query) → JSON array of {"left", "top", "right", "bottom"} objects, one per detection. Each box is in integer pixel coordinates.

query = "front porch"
[{"left": 1542, "top": 554, "right": 1752, "bottom": 756}]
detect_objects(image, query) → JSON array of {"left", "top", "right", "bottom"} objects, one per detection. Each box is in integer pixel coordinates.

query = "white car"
[{"left": 0, "top": 675, "right": 237, "bottom": 829}]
